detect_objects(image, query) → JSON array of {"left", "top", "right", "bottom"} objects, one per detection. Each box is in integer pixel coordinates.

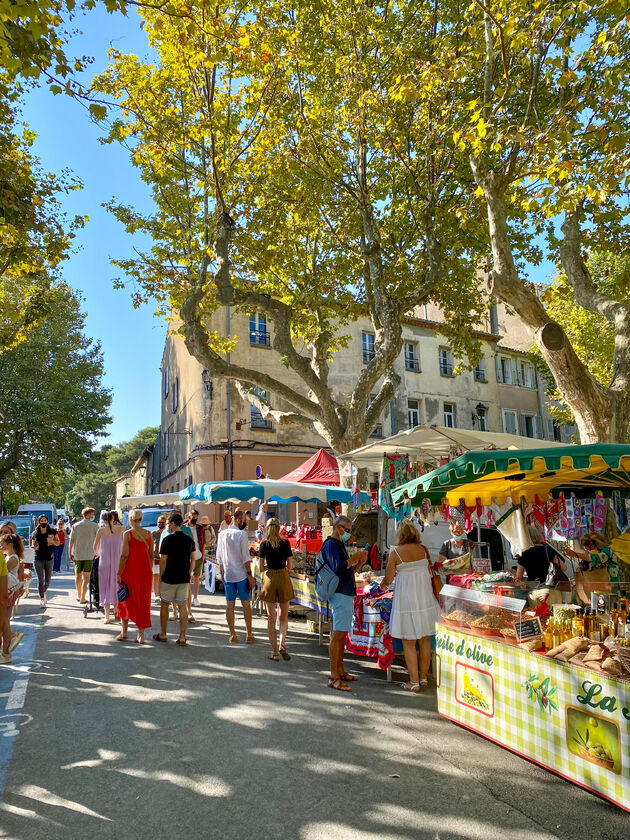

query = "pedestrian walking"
[
  {"left": 0, "top": 533, "right": 24, "bottom": 658},
  {"left": 0, "top": 549, "right": 9, "bottom": 664},
  {"left": 381, "top": 519, "right": 440, "bottom": 692},
  {"left": 116, "top": 509, "right": 152, "bottom": 644},
  {"left": 94, "top": 512, "right": 125, "bottom": 624},
  {"left": 151, "top": 516, "right": 167, "bottom": 602},
  {"left": 31, "top": 515, "right": 59, "bottom": 608},
  {"left": 218, "top": 508, "right": 233, "bottom": 532},
  {"left": 53, "top": 518, "right": 67, "bottom": 573},
  {"left": 259, "top": 517, "right": 294, "bottom": 661},
  {"left": 215, "top": 508, "right": 256, "bottom": 643},
  {"left": 153, "top": 512, "right": 195, "bottom": 646},
  {"left": 69, "top": 508, "right": 99, "bottom": 605},
  {"left": 319, "top": 516, "right": 366, "bottom": 692}
]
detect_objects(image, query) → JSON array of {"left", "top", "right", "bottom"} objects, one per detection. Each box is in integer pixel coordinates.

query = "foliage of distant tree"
[
  {"left": 64, "top": 426, "right": 159, "bottom": 516},
  {"left": 0, "top": 283, "right": 111, "bottom": 499}
]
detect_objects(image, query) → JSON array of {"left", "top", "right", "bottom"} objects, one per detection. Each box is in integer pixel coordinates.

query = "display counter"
[{"left": 436, "top": 586, "right": 630, "bottom": 811}]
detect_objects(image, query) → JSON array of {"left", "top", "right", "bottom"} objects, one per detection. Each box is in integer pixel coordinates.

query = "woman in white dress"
[{"left": 381, "top": 519, "right": 440, "bottom": 692}]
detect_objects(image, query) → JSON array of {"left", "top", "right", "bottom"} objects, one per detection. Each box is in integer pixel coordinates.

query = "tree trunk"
[{"left": 471, "top": 161, "right": 627, "bottom": 442}]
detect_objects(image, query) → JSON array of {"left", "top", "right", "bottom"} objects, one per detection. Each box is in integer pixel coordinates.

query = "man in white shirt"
[
  {"left": 255, "top": 502, "right": 267, "bottom": 539},
  {"left": 218, "top": 509, "right": 233, "bottom": 532},
  {"left": 215, "top": 508, "right": 255, "bottom": 643}
]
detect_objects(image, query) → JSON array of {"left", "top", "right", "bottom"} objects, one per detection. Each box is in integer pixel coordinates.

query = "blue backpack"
[{"left": 314, "top": 541, "right": 339, "bottom": 602}]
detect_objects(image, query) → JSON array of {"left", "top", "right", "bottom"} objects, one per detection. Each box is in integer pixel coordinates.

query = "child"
[{"left": 0, "top": 533, "right": 25, "bottom": 659}]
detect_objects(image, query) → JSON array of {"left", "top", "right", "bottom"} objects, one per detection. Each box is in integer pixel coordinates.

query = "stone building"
[{"left": 155, "top": 300, "right": 575, "bottom": 514}]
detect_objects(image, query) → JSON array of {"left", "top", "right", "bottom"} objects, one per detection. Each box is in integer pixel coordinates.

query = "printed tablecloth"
[{"left": 435, "top": 624, "right": 630, "bottom": 811}]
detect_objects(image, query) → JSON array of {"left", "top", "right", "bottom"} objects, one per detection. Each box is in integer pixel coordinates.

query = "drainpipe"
[{"left": 226, "top": 306, "right": 232, "bottom": 480}]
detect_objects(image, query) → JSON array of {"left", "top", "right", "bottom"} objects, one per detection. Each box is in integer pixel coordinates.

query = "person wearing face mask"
[
  {"left": 215, "top": 508, "right": 256, "bottom": 643},
  {"left": 320, "top": 515, "right": 367, "bottom": 692},
  {"left": 438, "top": 518, "right": 474, "bottom": 573}
]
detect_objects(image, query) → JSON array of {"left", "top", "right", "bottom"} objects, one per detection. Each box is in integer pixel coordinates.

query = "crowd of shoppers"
[{"left": 1, "top": 503, "right": 443, "bottom": 696}]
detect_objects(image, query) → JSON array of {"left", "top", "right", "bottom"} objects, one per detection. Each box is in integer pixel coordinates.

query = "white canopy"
[
  {"left": 118, "top": 492, "right": 190, "bottom": 508},
  {"left": 341, "top": 424, "right": 563, "bottom": 470}
]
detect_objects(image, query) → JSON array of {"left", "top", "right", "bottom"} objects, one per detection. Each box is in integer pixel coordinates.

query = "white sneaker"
[
  {"left": 40, "top": 599, "right": 46, "bottom": 609},
  {"left": 192, "top": 597, "right": 199, "bottom": 607}
]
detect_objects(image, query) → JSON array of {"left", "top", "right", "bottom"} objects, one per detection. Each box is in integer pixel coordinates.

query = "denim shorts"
[
  {"left": 329, "top": 592, "right": 354, "bottom": 632},
  {"left": 224, "top": 578, "right": 250, "bottom": 602}
]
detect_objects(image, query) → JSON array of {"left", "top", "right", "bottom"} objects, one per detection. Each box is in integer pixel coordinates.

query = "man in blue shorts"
[
  {"left": 215, "top": 508, "right": 255, "bottom": 643},
  {"left": 321, "top": 516, "right": 367, "bottom": 692}
]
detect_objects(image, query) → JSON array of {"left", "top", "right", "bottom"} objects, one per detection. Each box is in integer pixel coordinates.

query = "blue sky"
[{"left": 20, "top": 6, "right": 163, "bottom": 447}]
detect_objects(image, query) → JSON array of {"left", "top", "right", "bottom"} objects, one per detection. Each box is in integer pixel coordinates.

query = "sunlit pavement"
[{"left": 0, "top": 573, "right": 627, "bottom": 840}]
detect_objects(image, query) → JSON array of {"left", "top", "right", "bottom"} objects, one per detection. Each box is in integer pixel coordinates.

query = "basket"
[
  {"left": 577, "top": 745, "right": 614, "bottom": 770},
  {"left": 612, "top": 642, "right": 630, "bottom": 673}
]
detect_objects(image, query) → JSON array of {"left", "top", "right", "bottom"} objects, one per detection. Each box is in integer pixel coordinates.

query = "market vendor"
[
  {"left": 514, "top": 525, "right": 567, "bottom": 606},
  {"left": 566, "top": 532, "right": 619, "bottom": 585},
  {"left": 438, "top": 518, "right": 474, "bottom": 571}
]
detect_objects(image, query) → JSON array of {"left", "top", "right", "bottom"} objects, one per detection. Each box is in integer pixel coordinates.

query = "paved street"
[{"left": 0, "top": 572, "right": 628, "bottom": 840}]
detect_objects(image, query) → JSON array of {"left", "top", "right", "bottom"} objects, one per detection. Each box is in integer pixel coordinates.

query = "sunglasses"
[{"left": 341, "top": 525, "right": 352, "bottom": 534}]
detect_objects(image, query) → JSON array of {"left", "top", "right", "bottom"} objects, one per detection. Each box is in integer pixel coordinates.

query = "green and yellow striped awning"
[{"left": 390, "top": 444, "right": 630, "bottom": 507}]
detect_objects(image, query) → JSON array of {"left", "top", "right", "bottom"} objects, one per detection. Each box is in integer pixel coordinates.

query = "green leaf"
[{"left": 89, "top": 104, "right": 107, "bottom": 121}]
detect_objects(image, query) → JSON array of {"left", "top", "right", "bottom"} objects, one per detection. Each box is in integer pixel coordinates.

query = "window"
[
  {"left": 502, "top": 409, "right": 517, "bottom": 435},
  {"left": 476, "top": 407, "right": 487, "bottom": 431},
  {"left": 163, "top": 428, "right": 170, "bottom": 459},
  {"left": 520, "top": 413, "right": 539, "bottom": 439},
  {"left": 496, "top": 355, "right": 513, "bottom": 384},
  {"left": 439, "top": 348, "right": 453, "bottom": 376},
  {"left": 404, "top": 342, "right": 420, "bottom": 371},
  {"left": 443, "top": 402, "right": 455, "bottom": 428},
  {"left": 473, "top": 360, "right": 486, "bottom": 382},
  {"left": 162, "top": 366, "right": 169, "bottom": 398},
  {"left": 171, "top": 375, "right": 179, "bottom": 412},
  {"left": 249, "top": 313, "right": 270, "bottom": 346},
  {"left": 250, "top": 388, "right": 273, "bottom": 430},
  {"left": 362, "top": 332, "right": 376, "bottom": 364},
  {"left": 408, "top": 399, "right": 420, "bottom": 429}
]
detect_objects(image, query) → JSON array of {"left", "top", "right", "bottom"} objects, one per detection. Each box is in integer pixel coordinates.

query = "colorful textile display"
[
  {"left": 379, "top": 454, "right": 415, "bottom": 520},
  {"left": 492, "top": 502, "right": 533, "bottom": 556},
  {"left": 346, "top": 583, "right": 395, "bottom": 670}
]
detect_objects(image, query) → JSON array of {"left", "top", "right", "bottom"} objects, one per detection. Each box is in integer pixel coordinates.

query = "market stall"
[
  {"left": 181, "top": 478, "right": 370, "bottom": 506},
  {"left": 391, "top": 444, "right": 630, "bottom": 811}
]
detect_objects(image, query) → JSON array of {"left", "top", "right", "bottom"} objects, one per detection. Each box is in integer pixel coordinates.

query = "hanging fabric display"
[{"left": 379, "top": 454, "right": 415, "bottom": 520}]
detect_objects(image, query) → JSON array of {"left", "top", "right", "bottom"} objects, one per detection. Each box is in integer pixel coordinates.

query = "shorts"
[
  {"left": 329, "top": 592, "right": 354, "bottom": 632},
  {"left": 260, "top": 568, "right": 294, "bottom": 604},
  {"left": 74, "top": 559, "right": 92, "bottom": 574},
  {"left": 224, "top": 578, "right": 251, "bottom": 603},
  {"left": 192, "top": 556, "right": 204, "bottom": 577},
  {"left": 159, "top": 581, "right": 189, "bottom": 603}
]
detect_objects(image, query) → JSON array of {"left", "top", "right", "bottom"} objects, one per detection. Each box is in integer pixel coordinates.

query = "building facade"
[{"left": 156, "top": 300, "right": 576, "bottom": 516}]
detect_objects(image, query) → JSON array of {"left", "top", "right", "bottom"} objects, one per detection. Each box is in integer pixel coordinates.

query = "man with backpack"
[{"left": 316, "top": 516, "right": 367, "bottom": 692}]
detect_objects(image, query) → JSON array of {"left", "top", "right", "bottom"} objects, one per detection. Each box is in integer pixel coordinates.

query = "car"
[
  {"left": 122, "top": 507, "right": 177, "bottom": 531},
  {"left": 0, "top": 515, "right": 36, "bottom": 568}
]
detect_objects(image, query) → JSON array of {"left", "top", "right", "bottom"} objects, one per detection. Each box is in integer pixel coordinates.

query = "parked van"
[
  {"left": 16, "top": 503, "right": 57, "bottom": 523},
  {"left": 0, "top": 515, "right": 36, "bottom": 567}
]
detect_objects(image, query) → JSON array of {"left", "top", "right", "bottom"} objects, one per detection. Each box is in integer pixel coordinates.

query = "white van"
[{"left": 16, "top": 503, "right": 57, "bottom": 524}]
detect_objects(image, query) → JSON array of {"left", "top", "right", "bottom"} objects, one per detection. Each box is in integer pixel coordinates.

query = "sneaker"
[
  {"left": 192, "top": 597, "right": 199, "bottom": 607},
  {"left": 40, "top": 599, "right": 46, "bottom": 609}
]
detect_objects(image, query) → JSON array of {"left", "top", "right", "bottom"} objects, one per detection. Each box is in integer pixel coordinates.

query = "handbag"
[
  {"left": 431, "top": 567, "right": 443, "bottom": 601},
  {"left": 544, "top": 546, "right": 570, "bottom": 588},
  {"left": 314, "top": 547, "right": 339, "bottom": 602},
  {"left": 117, "top": 582, "right": 129, "bottom": 602}
]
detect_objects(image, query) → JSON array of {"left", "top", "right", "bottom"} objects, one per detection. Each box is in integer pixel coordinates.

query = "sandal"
[
  {"left": 268, "top": 652, "right": 280, "bottom": 661},
  {"left": 115, "top": 634, "right": 128, "bottom": 641},
  {"left": 279, "top": 647, "right": 291, "bottom": 661},
  {"left": 328, "top": 677, "right": 351, "bottom": 692},
  {"left": 340, "top": 672, "right": 357, "bottom": 681},
  {"left": 401, "top": 682, "right": 420, "bottom": 693},
  {"left": 419, "top": 678, "right": 429, "bottom": 687},
  {"left": 152, "top": 634, "right": 167, "bottom": 643},
  {"left": 229, "top": 634, "right": 239, "bottom": 643},
  {"left": 175, "top": 639, "right": 187, "bottom": 646},
  {"left": 245, "top": 634, "right": 255, "bottom": 643},
  {"left": 188, "top": 615, "right": 196, "bottom": 623}
]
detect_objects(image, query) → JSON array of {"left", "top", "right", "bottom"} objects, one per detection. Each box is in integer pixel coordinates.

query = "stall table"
[{"left": 435, "top": 622, "right": 630, "bottom": 811}]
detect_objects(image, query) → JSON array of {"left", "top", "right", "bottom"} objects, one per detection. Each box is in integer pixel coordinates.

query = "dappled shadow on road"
[{"left": 1, "top": 572, "right": 628, "bottom": 840}]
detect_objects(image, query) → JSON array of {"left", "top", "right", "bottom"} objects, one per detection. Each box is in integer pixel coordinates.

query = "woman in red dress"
[{"left": 116, "top": 509, "right": 153, "bottom": 644}]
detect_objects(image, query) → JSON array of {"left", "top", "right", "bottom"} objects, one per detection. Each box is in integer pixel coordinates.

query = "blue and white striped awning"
[{"left": 180, "top": 479, "right": 370, "bottom": 505}]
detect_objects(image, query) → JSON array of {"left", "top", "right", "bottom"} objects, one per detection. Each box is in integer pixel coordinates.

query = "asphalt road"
[{"left": 0, "top": 571, "right": 628, "bottom": 840}]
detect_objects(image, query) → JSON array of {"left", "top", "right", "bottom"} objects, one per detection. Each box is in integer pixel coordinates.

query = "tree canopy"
[
  {"left": 93, "top": 0, "right": 485, "bottom": 457},
  {"left": 64, "top": 425, "right": 158, "bottom": 516},
  {"left": 0, "top": 283, "right": 111, "bottom": 498}
]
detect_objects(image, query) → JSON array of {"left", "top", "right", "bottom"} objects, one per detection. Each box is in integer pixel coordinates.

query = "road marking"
[{"left": 5, "top": 680, "right": 29, "bottom": 711}]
